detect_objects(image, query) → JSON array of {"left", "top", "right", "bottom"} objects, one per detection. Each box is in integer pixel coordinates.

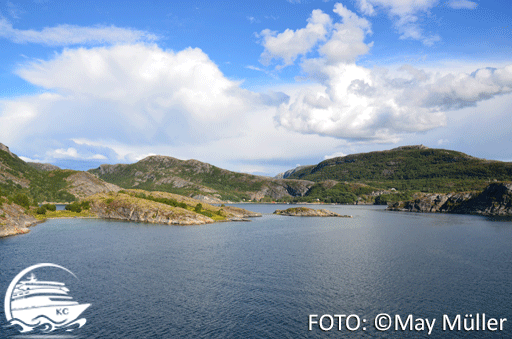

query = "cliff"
[
  {"left": 0, "top": 201, "right": 42, "bottom": 237},
  {"left": 387, "top": 183, "right": 512, "bottom": 216},
  {"left": 273, "top": 207, "right": 352, "bottom": 217}
]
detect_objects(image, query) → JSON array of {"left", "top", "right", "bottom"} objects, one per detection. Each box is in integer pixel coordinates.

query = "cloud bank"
[{"left": 259, "top": 4, "right": 512, "bottom": 143}]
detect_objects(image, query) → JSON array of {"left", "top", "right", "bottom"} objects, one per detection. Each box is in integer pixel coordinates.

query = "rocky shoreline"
[
  {"left": 274, "top": 207, "right": 352, "bottom": 217},
  {"left": 0, "top": 190, "right": 262, "bottom": 238},
  {"left": 387, "top": 183, "right": 512, "bottom": 216},
  {"left": 0, "top": 203, "right": 44, "bottom": 237}
]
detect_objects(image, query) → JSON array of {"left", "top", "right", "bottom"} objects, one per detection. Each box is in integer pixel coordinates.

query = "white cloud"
[
  {"left": 247, "top": 16, "right": 260, "bottom": 24},
  {"left": 268, "top": 6, "right": 512, "bottom": 143},
  {"left": 324, "top": 151, "right": 347, "bottom": 159},
  {"left": 0, "top": 17, "right": 157, "bottom": 46},
  {"left": 447, "top": 0, "right": 477, "bottom": 10},
  {"left": 258, "top": 9, "right": 332, "bottom": 67},
  {"left": 47, "top": 147, "right": 107, "bottom": 160},
  {"left": 6, "top": 1, "right": 23, "bottom": 19},
  {"left": 355, "top": 0, "right": 442, "bottom": 45},
  {"left": 1, "top": 43, "right": 309, "bottom": 169}
]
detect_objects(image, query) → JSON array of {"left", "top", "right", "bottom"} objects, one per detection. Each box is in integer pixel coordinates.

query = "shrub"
[
  {"left": 194, "top": 203, "right": 202, "bottom": 213},
  {"left": 43, "top": 204, "right": 57, "bottom": 211},
  {"left": 65, "top": 202, "right": 82, "bottom": 213},
  {"left": 12, "top": 193, "right": 31, "bottom": 209},
  {"left": 80, "top": 201, "right": 91, "bottom": 210},
  {"left": 36, "top": 206, "right": 47, "bottom": 215}
]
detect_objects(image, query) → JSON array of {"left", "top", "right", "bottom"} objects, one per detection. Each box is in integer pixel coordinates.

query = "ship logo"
[{"left": 4, "top": 263, "right": 90, "bottom": 333}]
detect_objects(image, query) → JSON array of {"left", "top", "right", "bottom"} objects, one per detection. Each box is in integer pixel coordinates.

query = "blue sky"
[{"left": 1, "top": 0, "right": 511, "bottom": 175}]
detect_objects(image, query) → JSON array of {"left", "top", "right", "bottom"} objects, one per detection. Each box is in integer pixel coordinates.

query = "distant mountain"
[
  {"left": 285, "top": 145, "right": 512, "bottom": 193},
  {"left": 274, "top": 165, "right": 313, "bottom": 179},
  {"left": 88, "top": 155, "right": 314, "bottom": 202}
]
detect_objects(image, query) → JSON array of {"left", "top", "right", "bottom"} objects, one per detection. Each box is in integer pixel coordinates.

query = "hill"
[
  {"left": 88, "top": 155, "right": 314, "bottom": 202},
  {"left": 0, "top": 143, "right": 120, "bottom": 204},
  {"left": 286, "top": 145, "right": 512, "bottom": 193}
]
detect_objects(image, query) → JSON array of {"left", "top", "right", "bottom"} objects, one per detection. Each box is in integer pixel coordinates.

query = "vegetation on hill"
[
  {"left": 0, "top": 147, "right": 77, "bottom": 204},
  {"left": 88, "top": 156, "right": 313, "bottom": 201},
  {"left": 287, "top": 146, "right": 512, "bottom": 194}
]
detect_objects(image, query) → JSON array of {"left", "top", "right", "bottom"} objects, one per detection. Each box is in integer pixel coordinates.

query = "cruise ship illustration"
[{"left": 9, "top": 273, "right": 90, "bottom": 329}]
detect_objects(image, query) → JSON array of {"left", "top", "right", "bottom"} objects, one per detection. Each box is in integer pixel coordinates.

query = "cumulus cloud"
[
  {"left": 268, "top": 5, "right": 512, "bottom": 142},
  {"left": 1, "top": 43, "right": 316, "bottom": 169},
  {"left": 258, "top": 9, "right": 332, "bottom": 67},
  {"left": 0, "top": 17, "right": 157, "bottom": 46}
]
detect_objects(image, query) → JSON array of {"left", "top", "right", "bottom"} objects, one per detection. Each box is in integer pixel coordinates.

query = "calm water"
[{"left": 1, "top": 204, "right": 511, "bottom": 338}]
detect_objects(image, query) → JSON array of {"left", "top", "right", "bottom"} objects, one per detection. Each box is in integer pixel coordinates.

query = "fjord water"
[{"left": 1, "top": 204, "right": 511, "bottom": 338}]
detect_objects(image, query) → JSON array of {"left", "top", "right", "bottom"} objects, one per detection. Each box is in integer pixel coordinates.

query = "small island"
[{"left": 273, "top": 207, "right": 352, "bottom": 218}]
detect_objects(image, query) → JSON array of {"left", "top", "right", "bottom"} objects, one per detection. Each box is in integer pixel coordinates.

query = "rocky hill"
[
  {"left": 0, "top": 201, "right": 42, "bottom": 237},
  {"left": 388, "top": 182, "right": 512, "bottom": 216},
  {"left": 88, "top": 190, "right": 261, "bottom": 225},
  {"left": 285, "top": 145, "right": 512, "bottom": 194},
  {"left": 88, "top": 155, "right": 314, "bottom": 202},
  {"left": 0, "top": 143, "right": 120, "bottom": 203}
]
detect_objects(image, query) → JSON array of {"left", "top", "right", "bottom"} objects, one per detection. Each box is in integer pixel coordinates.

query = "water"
[{"left": 1, "top": 204, "right": 511, "bottom": 338}]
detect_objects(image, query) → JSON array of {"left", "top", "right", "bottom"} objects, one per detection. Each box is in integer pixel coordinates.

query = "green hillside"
[
  {"left": 0, "top": 145, "right": 77, "bottom": 204},
  {"left": 88, "top": 155, "right": 313, "bottom": 201},
  {"left": 287, "top": 145, "right": 512, "bottom": 193}
]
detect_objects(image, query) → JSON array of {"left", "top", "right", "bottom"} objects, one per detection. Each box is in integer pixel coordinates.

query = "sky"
[{"left": 0, "top": 0, "right": 511, "bottom": 176}]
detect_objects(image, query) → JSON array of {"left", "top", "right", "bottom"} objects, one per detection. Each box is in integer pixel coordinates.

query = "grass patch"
[{"left": 30, "top": 209, "right": 96, "bottom": 220}]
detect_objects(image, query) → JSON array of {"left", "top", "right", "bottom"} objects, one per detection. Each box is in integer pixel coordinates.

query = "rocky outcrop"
[
  {"left": 452, "top": 183, "right": 512, "bottom": 215},
  {"left": 27, "top": 162, "right": 60, "bottom": 171},
  {"left": 275, "top": 165, "right": 312, "bottom": 179},
  {"left": 387, "top": 192, "right": 475, "bottom": 213},
  {"left": 0, "top": 202, "right": 41, "bottom": 237},
  {"left": 387, "top": 183, "right": 512, "bottom": 216},
  {"left": 65, "top": 172, "right": 121, "bottom": 198},
  {"left": 89, "top": 193, "right": 215, "bottom": 225},
  {"left": 88, "top": 191, "right": 261, "bottom": 225},
  {"left": 274, "top": 207, "right": 352, "bottom": 217},
  {"left": 0, "top": 143, "right": 16, "bottom": 158}
]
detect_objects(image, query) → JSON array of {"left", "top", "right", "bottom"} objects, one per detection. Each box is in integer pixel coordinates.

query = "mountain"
[
  {"left": 274, "top": 165, "right": 313, "bottom": 179},
  {"left": 0, "top": 143, "right": 120, "bottom": 203},
  {"left": 88, "top": 155, "right": 314, "bottom": 202},
  {"left": 285, "top": 145, "right": 512, "bottom": 193}
]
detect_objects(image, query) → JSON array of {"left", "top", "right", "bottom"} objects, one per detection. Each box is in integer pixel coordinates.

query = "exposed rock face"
[
  {"left": 27, "top": 162, "right": 60, "bottom": 171},
  {"left": 453, "top": 183, "right": 512, "bottom": 216},
  {"left": 88, "top": 191, "right": 262, "bottom": 225},
  {"left": 222, "top": 205, "right": 262, "bottom": 219},
  {"left": 248, "top": 179, "right": 314, "bottom": 201},
  {"left": 0, "top": 143, "right": 15, "bottom": 158},
  {"left": 275, "top": 165, "right": 311, "bottom": 179},
  {"left": 387, "top": 183, "right": 512, "bottom": 216},
  {"left": 0, "top": 202, "right": 41, "bottom": 237},
  {"left": 274, "top": 207, "right": 352, "bottom": 217},
  {"left": 387, "top": 192, "right": 475, "bottom": 213},
  {"left": 65, "top": 172, "right": 121, "bottom": 198},
  {"left": 90, "top": 194, "right": 215, "bottom": 225}
]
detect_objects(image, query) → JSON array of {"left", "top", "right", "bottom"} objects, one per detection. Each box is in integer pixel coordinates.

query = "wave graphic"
[{"left": 6, "top": 316, "right": 86, "bottom": 333}]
